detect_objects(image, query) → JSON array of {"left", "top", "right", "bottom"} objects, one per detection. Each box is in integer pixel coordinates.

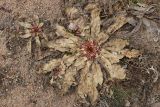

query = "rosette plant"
[
  {"left": 40, "top": 3, "right": 140, "bottom": 104},
  {"left": 19, "top": 15, "right": 48, "bottom": 53}
]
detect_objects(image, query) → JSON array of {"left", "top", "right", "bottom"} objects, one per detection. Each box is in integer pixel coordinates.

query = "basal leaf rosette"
[
  {"left": 19, "top": 15, "right": 48, "bottom": 53},
  {"left": 40, "top": 3, "right": 140, "bottom": 104}
]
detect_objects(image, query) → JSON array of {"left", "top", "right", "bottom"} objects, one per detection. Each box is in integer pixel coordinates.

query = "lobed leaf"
[
  {"left": 77, "top": 61, "right": 103, "bottom": 103},
  {"left": 104, "top": 39, "right": 129, "bottom": 52}
]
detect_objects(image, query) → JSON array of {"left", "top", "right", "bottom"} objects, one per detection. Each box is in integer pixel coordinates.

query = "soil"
[{"left": 0, "top": 0, "right": 159, "bottom": 107}]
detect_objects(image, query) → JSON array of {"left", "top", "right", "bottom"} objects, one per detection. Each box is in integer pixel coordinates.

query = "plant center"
[
  {"left": 30, "top": 24, "right": 41, "bottom": 33},
  {"left": 80, "top": 40, "right": 100, "bottom": 60}
]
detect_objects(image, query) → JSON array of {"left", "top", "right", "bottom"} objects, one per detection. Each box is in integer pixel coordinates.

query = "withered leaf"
[
  {"left": 35, "top": 36, "right": 41, "bottom": 47},
  {"left": 62, "top": 67, "right": 77, "bottom": 93},
  {"left": 62, "top": 56, "right": 87, "bottom": 93},
  {"left": 19, "top": 22, "right": 32, "bottom": 28},
  {"left": 104, "top": 39, "right": 129, "bottom": 52},
  {"left": 97, "top": 32, "right": 109, "bottom": 45},
  {"left": 121, "top": 49, "right": 141, "bottom": 58},
  {"left": 26, "top": 38, "right": 32, "bottom": 53},
  {"left": 56, "top": 24, "right": 79, "bottom": 42},
  {"left": 108, "top": 64, "right": 126, "bottom": 79},
  {"left": 77, "top": 61, "right": 103, "bottom": 103},
  {"left": 41, "top": 59, "right": 62, "bottom": 74},
  {"left": 62, "top": 55, "right": 77, "bottom": 67},
  {"left": 65, "top": 7, "right": 79, "bottom": 19},
  {"left": 101, "top": 49, "right": 124, "bottom": 64},
  {"left": 90, "top": 7, "right": 101, "bottom": 37},
  {"left": 47, "top": 38, "right": 77, "bottom": 52},
  {"left": 106, "top": 14, "right": 128, "bottom": 34},
  {"left": 100, "top": 55, "right": 126, "bottom": 79},
  {"left": 20, "top": 33, "right": 32, "bottom": 38}
]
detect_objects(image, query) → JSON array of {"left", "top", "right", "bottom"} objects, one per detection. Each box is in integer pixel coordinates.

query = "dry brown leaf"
[
  {"left": 85, "top": 3, "right": 98, "bottom": 11},
  {"left": 20, "top": 33, "right": 32, "bottom": 38},
  {"left": 62, "top": 55, "right": 77, "bottom": 67},
  {"left": 85, "top": 3, "right": 101, "bottom": 37},
  {"left": 56, "top": 24, "right": 72, "bottom": 37},
  {"left": 90, "top": 8, "right": 101, "bottom": 37},
  {"left": 41, "top": 59, "right": 62, "bottom": 74},
  {"left": 65, "top": 7, "right": 79, "bottom": 19},
  {"left": 73, "top": 56, "right": 87, "bottom": 70},
  {"left": 42, "top": 33, "right": 48, "bottom": 41},
  {"left": 69, "top": 17, "right": 90, "bottom": 37},
  {"left": 19, "top": 22, "right": 32, "bottom": 28},
  {"left": 106, "top": 14, "right": 128, "bottom": 34},
  {"left": 104, "top": 39, "right": 129, "bottom": 52},
  {"left": 62, "top": 56, "right": 87, "bottom": 93},
  {"left": 92, "top": 61, "right": 103, "bottom": 86},
  {"left": 101, "top": 49, "right": 124, "bottom": 64},
  {"left": 35, "top": 36, "right": 41, "bottom": 47},
  {"left": 100, "top": 55, "right": 126, "bottom": 79},
  {"left": 97, "top": 32, "right": 109, "bottom": 45},
  {"left": 121, "top": 49, "right": 141, "bottom": 58},
  {"left": 77, "top": 61, "right": 103, "bottom": 103},
  {"left": 56, "top": 24, "right": 79, "bottom": 42},
  {"left": 62, "top": 67, "right": 77, "bottom": 93},
  {"left": 108, "top": 64, "right": 126, "bottom": 79},
  {"left": 26, "top": 38, "right": 32, "bottom": 53},
  {"left": 47, "top": 38, "right": 77, "bottom": 52}
]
